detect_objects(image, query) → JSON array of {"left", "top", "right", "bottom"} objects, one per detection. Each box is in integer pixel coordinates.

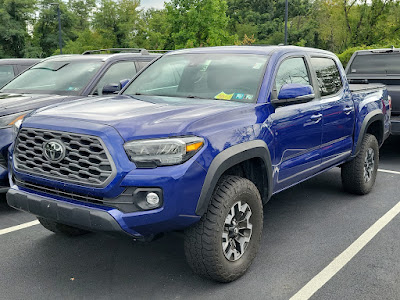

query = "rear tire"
[
  {"left": 184, "top": 175, "right": 263, "bottom": 282},
  {"left": 341, "top": 133, "right": 379, "bottom": 195},
  {"left": 38, "top": 217, "right": 90, "bottom": 236}
]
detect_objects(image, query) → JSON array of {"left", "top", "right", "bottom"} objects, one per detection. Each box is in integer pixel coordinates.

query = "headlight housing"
[{"left": 124, "top": 136, "right": 204, "bottom": 168}]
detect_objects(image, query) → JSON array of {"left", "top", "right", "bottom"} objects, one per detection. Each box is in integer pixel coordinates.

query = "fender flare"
[
  {"left": 195, "top": 140, "right": 273, "bottom": 216},
  {"left": 354, "top": 109, "right": 384, "bottom": 155}
]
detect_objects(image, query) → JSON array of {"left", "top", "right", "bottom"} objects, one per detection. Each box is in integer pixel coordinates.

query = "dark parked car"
[
  {"left": 0, "top": 58, "right": 41, "bottom": 88},
  {"left": 346, "top": 48, "right": 399, "bottom": 134},
  {"left": 0, "top": 49, "right": 161, "bottom": 192}
]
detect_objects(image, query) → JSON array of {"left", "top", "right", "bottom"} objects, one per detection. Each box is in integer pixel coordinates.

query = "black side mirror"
[{"left": 102, "top": 83, "right": 120, "bottom": 95}]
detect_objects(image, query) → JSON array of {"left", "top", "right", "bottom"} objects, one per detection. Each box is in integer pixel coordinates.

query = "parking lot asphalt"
[{"left": 0, "top": 136, "right": 399, "bottom": 300}]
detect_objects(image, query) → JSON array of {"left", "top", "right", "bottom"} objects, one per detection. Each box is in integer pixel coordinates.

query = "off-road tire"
[
  {"left": 38, "top": 217, "right": 90, "bottom": 236},
  {"left": 341, "top": 133, "right": 379, "bottom": 195},
  {"left": 184, "top": 175, "right": 263, "bottom": 282}
]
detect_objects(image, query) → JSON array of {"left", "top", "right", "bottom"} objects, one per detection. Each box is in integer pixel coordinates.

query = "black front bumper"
[{"left": 7, "top": 188, "right": 128, "bottom": 236}]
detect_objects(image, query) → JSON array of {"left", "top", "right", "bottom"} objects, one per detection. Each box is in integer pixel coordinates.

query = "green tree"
[
  {"left": 59, "top": 29, "right": 114, "bottom": 54},
  {"left": 68, "top": 0, "right": 96, "bottom": 32},
  {"left": 164, "top": 0, "right": 235, "bottom": 49},
  {"left": 0, "top": 0, "right": 37, "bottom": 58},
  {"left": 33, "top": 0, "right": 78, "bottom": 57},
  {"left": 92, "top": 0, "right": 141, "bottom": 48},
  {"left": 135, "top": 8, "right": 169, "bottom": 49}
]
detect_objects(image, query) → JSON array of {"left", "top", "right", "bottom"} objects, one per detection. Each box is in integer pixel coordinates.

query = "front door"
[{"left": 269, "top": 56, "right": 323, "bottom": 192}]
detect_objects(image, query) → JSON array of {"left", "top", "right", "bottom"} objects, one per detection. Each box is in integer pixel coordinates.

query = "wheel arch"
[
  {"left": 195, "top": 140, "right": 273, "bottom": 216},
  {"left": 354, "top": 109, "right": 384, "bottom": 156}
]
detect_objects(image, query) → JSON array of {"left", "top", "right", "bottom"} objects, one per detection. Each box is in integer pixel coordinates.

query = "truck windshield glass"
[
  {"left": 123, "top": 53, "right": 268, "bottom": 102},
  {"left": 1, "top": 60, "right": 102, "bottom": 95},
  {"left": 349, "top": 53, "right": 400, "bottom": 75}
]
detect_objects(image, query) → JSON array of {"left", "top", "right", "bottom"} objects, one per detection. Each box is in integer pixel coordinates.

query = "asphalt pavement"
[{"left": 0, "top": 136, "right": 399, "bottom": 300}]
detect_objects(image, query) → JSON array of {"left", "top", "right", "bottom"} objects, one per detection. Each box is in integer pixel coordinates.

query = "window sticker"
[
  {"left": 351, "top": 69, "right": 356, "bottom": 73},
  {"left": 234, "top": 93, "right": 244, "bottom": 100},
  {"left": 244, "top": 94, "right": 254, "bottom": 100},
  {"left": 253, "top": 62, "right": 263, "bottom": 70},
  {"left": 215, "top": 91, "right": 234, "bottom": 100}
]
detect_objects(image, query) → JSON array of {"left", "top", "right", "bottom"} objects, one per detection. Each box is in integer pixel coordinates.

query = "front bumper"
[
  {"left": 7, "top": 188, "right": 128, "bottom": 236},
  {"left": 9, "top": 121, "right": 206, "bottom": 236}
]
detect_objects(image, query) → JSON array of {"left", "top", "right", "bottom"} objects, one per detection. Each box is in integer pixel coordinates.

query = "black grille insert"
[{"left": 14, "top": 128, "right": 116, "bottom": 187}]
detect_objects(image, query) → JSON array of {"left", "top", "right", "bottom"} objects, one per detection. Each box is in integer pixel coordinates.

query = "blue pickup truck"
[{"left": 7, "top": 46, "right": 391, "bottom": 282}]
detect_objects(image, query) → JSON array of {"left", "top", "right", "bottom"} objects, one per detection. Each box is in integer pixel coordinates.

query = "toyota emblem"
[{"left": 43, "top": 140, "right": 66, "bottom": 162}]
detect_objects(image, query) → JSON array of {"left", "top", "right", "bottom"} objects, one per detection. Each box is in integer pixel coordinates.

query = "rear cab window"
[
  {"left": 349, "top": 53, "right": 400, "bottom": 75},
  {"left": 310, "top": 57, "right": 343, "bottom": 97}
]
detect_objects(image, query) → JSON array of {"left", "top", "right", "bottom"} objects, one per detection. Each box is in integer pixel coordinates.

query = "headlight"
[
  {"left": 124, "top": 136, "right": 204, "bottom": 168},
  {"left": 0, "top": 111, "right": 30, "bottom": 128}
]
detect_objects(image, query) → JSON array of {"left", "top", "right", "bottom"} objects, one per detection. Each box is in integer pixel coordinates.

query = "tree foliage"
[{"left": 1, "top": 0, "right": 400, "bottom": 59}]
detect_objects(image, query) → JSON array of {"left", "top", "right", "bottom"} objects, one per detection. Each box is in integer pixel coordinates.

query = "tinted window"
[
  {"left": 2, "top": 60, "right": 102, "bottom": 95},
  {"left": 275, "top": 57, "right": 310, "bottom": 92},
  {"left": 311, "top": 57, "right": 343, "bottom": 97},
  {"left": 349, "top": 53, "right": 400, "bottom": 74},
  {"left": 0, "top": 65, "right": 15, "bottom": 87},
  {"left": 124, "top": 54, "right": 268, "bottom": 103},
  {"left": 92, "top": 61, "right": 137, "bottom": 96}
]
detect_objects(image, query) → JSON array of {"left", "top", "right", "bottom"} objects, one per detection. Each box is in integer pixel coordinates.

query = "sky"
[{"left": 140, "top": 0, "right": 165, "bottom": 9}]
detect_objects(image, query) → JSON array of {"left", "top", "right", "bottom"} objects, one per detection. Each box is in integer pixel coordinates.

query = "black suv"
[{"left": 0, "top": 49, "right": 161, "bottom": 192}]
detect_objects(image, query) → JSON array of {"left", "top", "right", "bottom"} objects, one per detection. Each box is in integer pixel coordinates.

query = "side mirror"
[
  {"left": 102, "top": 83, "right": 120, "bottom": 95},
  {"left": 119, "top": 79, "right": 130, "bottom": 90},
  {"left": 272, "top": 83, "right": 315, "bottom": 105}
]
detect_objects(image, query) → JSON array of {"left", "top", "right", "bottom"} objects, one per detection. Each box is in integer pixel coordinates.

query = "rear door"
[
  {"left": 310, "top": 56, "right": 355, "bottom": 166},
  {"left": 270, "top": 56, "right": 323, "bottom": 192}
]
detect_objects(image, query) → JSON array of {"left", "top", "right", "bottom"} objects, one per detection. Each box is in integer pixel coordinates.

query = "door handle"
[
  {"left": 343, "top": 106, "right": 353, "bottom": 115},
  {"left": 310, "top": 113, "right": 322, "bottom": 122}
]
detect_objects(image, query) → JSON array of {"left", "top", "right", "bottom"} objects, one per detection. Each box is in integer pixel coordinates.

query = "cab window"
[
  {"left": 92, "top": 61, "right": 137, "bottom": 96},
  {"left": 275, "top": 57, "right": 311, "bottom": 93},
  {"left": 310, "top": 57, "right": 343, "bottom": 97}
]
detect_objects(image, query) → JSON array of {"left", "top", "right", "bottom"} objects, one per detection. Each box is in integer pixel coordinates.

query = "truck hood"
[
  {"left": 0, "top": 92, "right": 76, "bottom": 117},
  {"left": 28, "top": 95, "right": 254, "bottom": 140}
]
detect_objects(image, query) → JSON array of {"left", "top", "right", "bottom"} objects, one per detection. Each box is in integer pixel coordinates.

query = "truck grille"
[{"left": 14, "top": 128, "right": 116, "bottom": 187}]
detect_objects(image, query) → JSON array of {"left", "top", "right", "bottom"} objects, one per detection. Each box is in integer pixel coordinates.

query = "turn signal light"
[{"left": 8, "top": 114, "right": 26, "bottom": 126}]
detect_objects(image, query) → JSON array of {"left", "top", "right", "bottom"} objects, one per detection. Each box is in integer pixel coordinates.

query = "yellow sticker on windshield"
[{"left": 215, "top": 91, "right": 234, "bottom": 100}]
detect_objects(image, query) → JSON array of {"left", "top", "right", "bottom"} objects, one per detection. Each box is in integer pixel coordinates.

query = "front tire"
[
  {"left": 341, "top": 133, "right": 379, "bottom": 195},
  {"left": 38, "top": 217, "right": 90, "bottom": 236},
  {"left": 184, "top": 176, "right": 263, "bottom": 282}
]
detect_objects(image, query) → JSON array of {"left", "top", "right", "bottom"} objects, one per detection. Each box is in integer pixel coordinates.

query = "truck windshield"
[
  {"left": 1, "top": 60, "right": 102, "bottom": 95},
  {"left": 123, "top": 53, "right": 268, "bottom": 102},
  {"left": 348, "top": 53, "right": 400, "bottom": 75}
]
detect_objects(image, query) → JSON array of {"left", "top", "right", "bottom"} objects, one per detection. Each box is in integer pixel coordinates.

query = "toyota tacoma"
[{"left": 7, "top": 46, "right": 391, "bottom": 282}]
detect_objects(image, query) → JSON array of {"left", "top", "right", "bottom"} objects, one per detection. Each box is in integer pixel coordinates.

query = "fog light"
[{"left": 146, "top": 192, "right": 160, "bottom": 206}]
